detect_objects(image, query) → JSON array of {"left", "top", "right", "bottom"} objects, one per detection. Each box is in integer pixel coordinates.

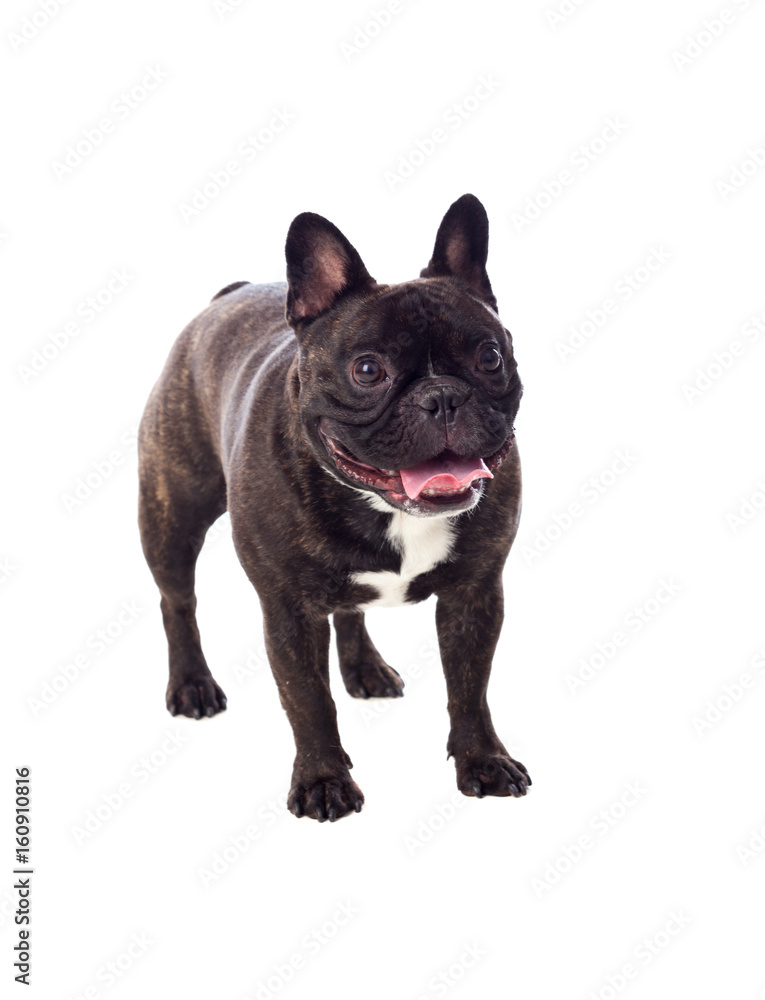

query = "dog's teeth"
[{"left": 420, "top": 484, "right": 471, "bottom": 499}]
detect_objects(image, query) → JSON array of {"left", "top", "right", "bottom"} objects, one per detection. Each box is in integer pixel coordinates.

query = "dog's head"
[{"left": 285, "top": 194, "right": 522, "bottom": 517}]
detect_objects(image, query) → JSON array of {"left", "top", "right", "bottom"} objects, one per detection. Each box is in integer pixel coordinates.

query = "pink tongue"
[{"left": 399, "top": 453, "right": 492, "bottom": 501}]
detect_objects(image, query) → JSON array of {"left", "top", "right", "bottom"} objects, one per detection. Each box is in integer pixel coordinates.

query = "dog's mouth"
[{"left": 319, "top": 427, "right": 515, "bottom": 511}]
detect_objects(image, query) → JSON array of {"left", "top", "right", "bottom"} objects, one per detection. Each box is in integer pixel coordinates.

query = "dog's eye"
[
  {"left": 352, "top": 358, "right": 387, "bottom": 386},
  {"left": 477, "top": 346, "right": 502, "bottom": 372}
]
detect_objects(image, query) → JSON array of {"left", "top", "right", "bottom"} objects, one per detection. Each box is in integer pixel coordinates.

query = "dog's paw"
[
  {"left": 288, "top": 774, "right": 364, "bottom": 822},
  {"left": 166, "top": 676, "right": 227, "bottom": 719},
  {"left": 342, "top": 657, "right": 404, "bottom": 699},
  {"left": 455, "top": 752, "right": 531, "bottom": 799}
]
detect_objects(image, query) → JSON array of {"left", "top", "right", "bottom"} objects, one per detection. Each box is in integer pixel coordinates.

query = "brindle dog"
[{"left": 138, "top": 194, "right": 530, "bottom": 821}]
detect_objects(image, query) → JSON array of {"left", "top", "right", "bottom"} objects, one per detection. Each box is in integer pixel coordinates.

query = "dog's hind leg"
[
  {"left": 333, "top": 609, "right": 404, "bottom": 699},
  {"left": 138, "top": 417, "right": 228, "bottom": 719}
]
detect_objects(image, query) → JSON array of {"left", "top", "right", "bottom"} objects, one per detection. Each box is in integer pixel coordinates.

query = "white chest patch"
[{"left": 352, "top": 510, "right": 456, "bottom": 610}]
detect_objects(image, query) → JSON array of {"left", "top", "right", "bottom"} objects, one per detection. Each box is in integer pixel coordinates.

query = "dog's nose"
[{"left": 417, "top": 383, "right": 469, "bottom": 424}]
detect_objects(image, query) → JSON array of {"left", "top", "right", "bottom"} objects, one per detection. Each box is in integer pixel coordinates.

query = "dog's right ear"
[
  {"left": 420, "top": 193, "right": 497, "bottom": 311},
  {"left": 285, "top": 213, "right": 375, "bottom": 327}
]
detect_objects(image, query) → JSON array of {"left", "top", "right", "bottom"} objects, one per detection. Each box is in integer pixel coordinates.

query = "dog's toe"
[
  {"left": 166, "top": 676, "right": 227, "bottom": 719},
  {"left": 456, "top": 752, "right": 531, "bottom": 799},
  {"left": 343, "top": 658, "right": 404, "bottom": 699},
  {"left": 288, "top": 774, "right": 364, "bottom": 822}
]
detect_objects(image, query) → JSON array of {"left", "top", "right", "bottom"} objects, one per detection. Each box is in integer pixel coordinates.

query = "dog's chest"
[{"left": 352, "top": 512, "right": 455, "bottom": 610}]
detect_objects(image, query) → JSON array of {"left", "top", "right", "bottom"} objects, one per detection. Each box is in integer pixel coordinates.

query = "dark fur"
[{"left": 138, "top": 194, "right": 530, "bottom": 821}]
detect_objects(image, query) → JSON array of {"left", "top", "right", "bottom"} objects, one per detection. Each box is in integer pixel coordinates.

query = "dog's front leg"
[
  {"left": 436, "top": 579, "right": 531, "bottom": 799},
  {"left": 261, "top": 599, "right": 364, "bottom": 822}
]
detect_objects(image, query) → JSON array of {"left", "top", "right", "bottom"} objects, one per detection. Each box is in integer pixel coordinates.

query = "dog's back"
[{"left": 140, "top": 282, "right": 292, "bottom": 459}]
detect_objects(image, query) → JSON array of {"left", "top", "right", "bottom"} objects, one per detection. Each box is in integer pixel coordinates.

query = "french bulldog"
[{"left": 138, "top": 193, "right": 530, "bottom": 821}]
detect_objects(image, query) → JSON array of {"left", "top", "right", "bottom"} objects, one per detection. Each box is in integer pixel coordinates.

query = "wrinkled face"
[
  {"left": 298, "top": 281, "right": 522, "bottom": 516},
  {"left": 285, "top": 194, "right": 521, "bottom": 517}
]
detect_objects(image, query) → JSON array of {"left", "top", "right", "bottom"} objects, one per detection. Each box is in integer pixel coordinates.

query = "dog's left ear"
[
  {"left": 285, "top": 212, "right": 375, "bottom": 327},
  {"left": 420, "top": 194, "right": 497, "bottom": 311}
]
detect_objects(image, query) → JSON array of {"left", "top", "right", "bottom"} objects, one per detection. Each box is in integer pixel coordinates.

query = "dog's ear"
[
  {"left": 420, "top": 194, "right": 497, "bottom": 311},
  {"left": 285, "top": 213, "right": 375, "bottom": 326}
]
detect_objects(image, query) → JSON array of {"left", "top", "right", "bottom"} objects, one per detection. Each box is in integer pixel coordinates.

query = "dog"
[{"left": 138, "top": 193, "right": 530, "bottom": 821}]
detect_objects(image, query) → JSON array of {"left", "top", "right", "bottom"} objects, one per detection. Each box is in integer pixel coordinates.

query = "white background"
[{"left": 3, "top": 0, "right": 765, "bottom": 997}]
